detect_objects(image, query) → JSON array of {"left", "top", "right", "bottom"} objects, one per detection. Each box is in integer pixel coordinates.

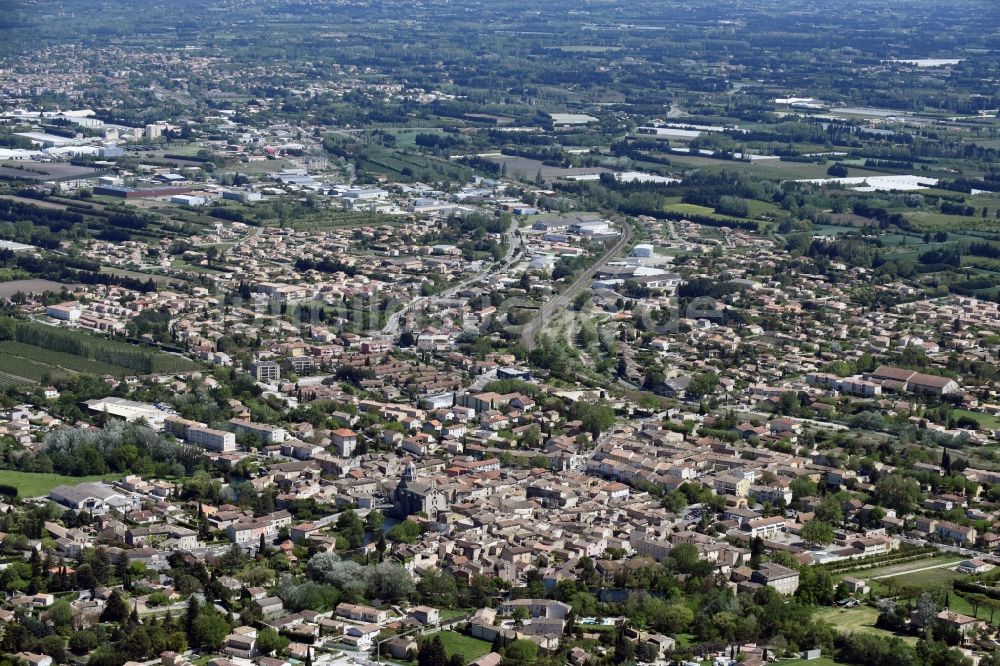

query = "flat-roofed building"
[
  {"left": 49, "top": 482, "right": 134, "bottom": 514},
  {"left": 84, "top": 398, "right": 167, "bottom": 428},
  {"left": 229, "top": 418, "right": 287, "bottom": 444},
  {"left": 188, "top": 426, "right": 237, "bottom": 452},
  {"left": 46, "top": 302, "right": 81, "bottom": 321},
  {"left": 336, "top": 602, "right": 389, "bottom": 624},
  {"left": 251, "top": 361, "right": 281, "bottom": 382}
]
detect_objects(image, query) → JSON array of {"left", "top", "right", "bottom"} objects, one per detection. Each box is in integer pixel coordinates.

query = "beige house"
[{"left": 750, "top": 563, "right": 800, "bottom": 595}]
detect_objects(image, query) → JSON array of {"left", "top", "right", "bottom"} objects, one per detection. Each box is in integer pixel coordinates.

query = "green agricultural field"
[
  {"left": 661, "top": 202, "right": 759, "bottom": 229},
  {"left": 0, "top": 370, "right": 33, "bottom": 388},
  {"left": 386, "top": 128, "right": 443, "bottom": 146},
  {"left": 664, "top": 203, "right": 715, "bottom": 216},
  {"left": 0, "top": 341, "right": 135, "bottom": 378},
  {"left": 434, "top": 631, "right": 492, "bottom": 663},
  {"left": 267, "top": 208, "right": 401, "bottom": 231},
  {"left": 219, "top": 159, "right": 293, "bottom": 175},
  {"left": 357, "top": 146, "right": 471, "bottom": 183},
  {"left": 879, "top": 232, "right": 937, "bottom": 247},
  {"left": 0, "top": 470, "right": 122, "bottom": 498},
  {"left": 651, "top": 153, "right": 742, "bottom": 169},
  {"left": 0, "top": 319, "right": 199, "bottom": 384},
  {"left": 744, "top": 199, "right": 784, "bottom": 218},
  {"left": 0, "top": 352, "right": 67, "bottom": 383},
  {"left": 747, "top": 159, "right": 865, "bottom": 180},
  {"left": 905, "top": 210, "right": 1000, "bottom": 233},
  {"left": 962, "top": 255, "right": 1000, "bottom": 272},
  {"left": 862, "top": 560, "right": 971, "bottom": 612},
  {"left": 1, "top": 318, "right": 200, "bottom": 375}
]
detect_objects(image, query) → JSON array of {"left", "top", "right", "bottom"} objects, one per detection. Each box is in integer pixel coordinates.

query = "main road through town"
[{"left": 520, "top": 217, "right": 633, "bottom": 351}]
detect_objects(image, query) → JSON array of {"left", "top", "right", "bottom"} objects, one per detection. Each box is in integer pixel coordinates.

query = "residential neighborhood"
[{"left": 1, "top": 2, "right": 1000, "bottom": 666}]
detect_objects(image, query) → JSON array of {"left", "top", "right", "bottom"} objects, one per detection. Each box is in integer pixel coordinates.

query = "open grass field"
[
  {"left": 664, "top": 202, "right": 715, "bottom": 216},
  {"left": 745, "top": 199, "right": 784, "bottom": 218},
  {"left": 814, "top": 606, "right": 917, "bottom": 644},
  {"left": 757, "top": 161, "right": 881, "bottom": 180},
  {"left": 662, "top": 202, "right": 760, "bottom": 228},
  {"left": 435, "top": 631, "right": 492, "bottom": 663},
  {"left": 0, "top": 470, "right": 121, "bottom": 497},
  {"left": 869, "top": 572, "right": 1000, "bottom": 623},
  {"left": 655, "top": 246, "right": 693, "bottom": 256},
  {"left": 386, "top": 128, "right": 444, "bottom": 146},
  {"left": 947, "top": 590, "right": 1000, "bottom": 623},
  {"left": 888, "top": 565, "right": 961, "bottom": 588},
  {"left": 356, "top": 146, "right": 471, "bottom": 183},
  {"left": 652, "top": 153, "right": 873, "bottom": 181},
  {"left": 647, "top": 152, "right": 747, "bottom": 170},
  {"left": 951, "top": 408, "right": 1000, "bottom": 430},
  {"left": 869, "top": 561, "right": 1000, "bottom": 624}
]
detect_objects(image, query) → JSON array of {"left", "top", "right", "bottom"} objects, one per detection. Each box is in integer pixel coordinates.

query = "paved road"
[
  {"left": 381, "top": 217, "right": 521, "bottom": 336},
  {"left": 521, "top": 218, "right": 633, "bottom": 351},
  {"left": 665, "top": 218, "right": 678, "bottom": 241}
]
